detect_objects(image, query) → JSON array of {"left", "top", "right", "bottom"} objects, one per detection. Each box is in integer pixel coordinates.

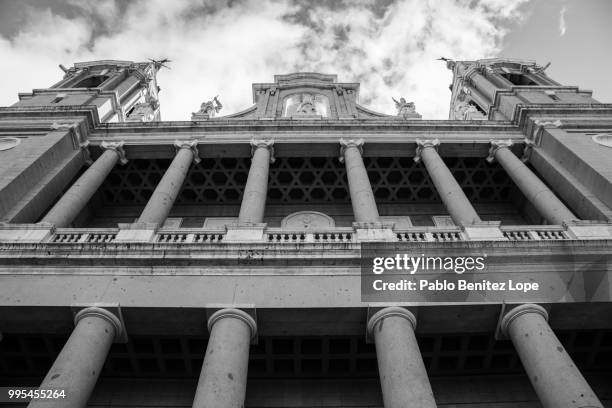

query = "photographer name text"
[{"left": 372, "top": 278, "right": 539, "bottom": 293}]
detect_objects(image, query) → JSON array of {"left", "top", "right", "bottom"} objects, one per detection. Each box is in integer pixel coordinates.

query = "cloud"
[
  {"left": 0, "top": 0, "right": 529, "bottom": 120},
  {"left": 559, "top": 5, "right": 567, "bottom": 36}
]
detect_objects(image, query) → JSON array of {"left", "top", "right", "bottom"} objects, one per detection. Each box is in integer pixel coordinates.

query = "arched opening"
[
  {"left": 500, "top": 72, "right": 537, "bottom": 86},
  {"left": 74, "top": 75, "right": 109, "bottom": 88}
]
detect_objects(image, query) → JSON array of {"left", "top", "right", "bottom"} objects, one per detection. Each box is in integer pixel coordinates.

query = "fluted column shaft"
[
  {"left": 192, "top": 309, "right": 256, "bottom": 408},
  {"left": 368, "top": 307, "right": 436, "bottom": 408},
  {"left": 502, "top": 304, "right": 602, "bottom": 408},
  {"left": 28, "top": 307, "right": 122, "bottom": 408},
  {"left": 137, "top": 143, "right": 196, "bottom": 225},
  {"left": 340, "top": 139, "right": 380, "bottom": 223},
  {"left": 238, "top": 140, "right": 273, "bottom": 224},
  {"left": 491, "top": 142, "right": 576, "bottom": 225},
  {"left": 416, "top": 139, "right": 481, "bottom": 226},
  {"left": 41, "top": 143, "right": 126, "bottom": 227}
]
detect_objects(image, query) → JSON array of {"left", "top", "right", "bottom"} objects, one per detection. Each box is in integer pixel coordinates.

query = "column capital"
[
  {"left": 500, "top": 303, "right": 548, "bottom": 337},
  {"left": 101, "top": 141, "right": 128, "bottom": 165},
  {"left": 367, "top": 306, "right": 416, "bottom": 337},
  {"left": 79, "top": 140, "right": 93, "bottom": 165},
  {"left": 207, "top": 308, "right": 257, "bottom": 341},
  {"left": 74, "top": 306, "right": 124, "bottom": 342},
  {"left": 339, "top": 138, "right": 364, "bottom": 162},
  {"left": 414, "top": 138, "right": 439, "bottom": 163},
  {"left": 174, "top": 139, "right": 201, "bottom": 164},
  {"left": 521, "top": 138, "right": 535, "bottom": 162},
  {"left": 250, "top": 138, "right": 275, "bottom": 163},
  {"left": 486, "top": 139, "right": 514, "bottom": 163}
]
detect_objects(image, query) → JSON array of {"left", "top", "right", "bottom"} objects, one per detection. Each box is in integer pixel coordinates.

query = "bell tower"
[
  {"left": 447, "top": 58, "right": 598, "bottom": 121},
  {"left": 13, "top": 60, "right": 161, "bottom": 123}
]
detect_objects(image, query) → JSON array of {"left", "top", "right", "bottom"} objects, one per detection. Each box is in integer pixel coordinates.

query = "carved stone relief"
[
  {"left": 282, "top": 93, "right": 330, "bottom": 118},
  {"left": 281, "top": 211, "right": 335, "bottom": 229}
]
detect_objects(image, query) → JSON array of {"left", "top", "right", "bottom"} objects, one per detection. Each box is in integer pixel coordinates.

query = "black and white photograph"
[{"left": 0, "top": 0, "right": 610, "bottom": 406}]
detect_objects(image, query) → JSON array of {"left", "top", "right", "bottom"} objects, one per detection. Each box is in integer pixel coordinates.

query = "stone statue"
[
  {"left": 453, "top": 100, "right": 485, "bottom": 121},
  {"left": 295, "top": 93, "right": 318, "bottom": 115},
  {"left": 392, "top": 97, "right": 416, "bottom": 117},
  {"left": 195, "top": 96, "right": 222, "bottom": 119}
]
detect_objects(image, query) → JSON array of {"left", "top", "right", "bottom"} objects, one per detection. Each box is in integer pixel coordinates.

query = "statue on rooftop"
[
  {"left": 392, "top": 97, "right": 416, "bottom": 117},
  {"left": 194, "top": 96, "right": 222, "bottom": 119}
]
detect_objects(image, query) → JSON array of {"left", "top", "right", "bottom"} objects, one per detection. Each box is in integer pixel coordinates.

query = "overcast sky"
[{"left": 0, "top": 0, "right": 610, "bottom": 120}]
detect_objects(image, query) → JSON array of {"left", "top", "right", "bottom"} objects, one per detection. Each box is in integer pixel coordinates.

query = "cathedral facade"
[{"left": 0, "top": 58, "right": 610, "bottom": 407}]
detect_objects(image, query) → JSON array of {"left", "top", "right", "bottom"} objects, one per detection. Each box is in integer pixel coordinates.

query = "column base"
[
  {"left": 564, "top": 221, "right": 612, "bottom": 240},
  {"left": 462, "top": 221, "right": 505, "bottom": 241},
  {"left": 224, "top": 223, "right": 267, "bottom": 242},
  {"left": 114, "top": 223, "right": 157, "bottom": 243},
  {"left": 353, "top": 222, "right": 396, "bottom": 242},
  {"left": 0, "top": 223, "right": 54, "bottom": 243}
]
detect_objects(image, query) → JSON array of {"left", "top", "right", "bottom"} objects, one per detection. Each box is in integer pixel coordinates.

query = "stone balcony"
[{"left": 0, "top": 221, "right": 610, "bottom": 246}]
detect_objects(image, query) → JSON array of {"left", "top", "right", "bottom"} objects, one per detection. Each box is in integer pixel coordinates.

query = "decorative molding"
[
  {"left": 500, "top": 303, "right": 548, "bottom": 337},
  {"left": 174, "top": 139, "right": 201, "bottom": 164},
  {"left": 531, "top": 119, "right": 563, "bottom": 144},
  {"left": 366, "top": 306, "right": 417, "bottom": 336},
  {"left": 250, "top": 138, "right": 275, "bottom": 163},
  {"left": 50, "top": 121, "right": 85, "bottom": 148},
  {"left": 414, "top": 138, "right": 440, "bottom": 163},
  {"left": 338, "top": 138, "right": 364, "bottom": 162},
  {"left": 207, "top": 308, "right": 258, "bottom": 341},
  {"left": 486, "top": 139, "right": 514, "bottom": 163},
  {"left": 74, "top": 306, "right": 125, "bottom": 343},
  {"left": 101, "top": 141, "right": 128, "bottom": 165}
]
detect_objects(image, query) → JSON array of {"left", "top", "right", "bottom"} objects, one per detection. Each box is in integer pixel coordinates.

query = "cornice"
[
  {"left": 0, "top": 105, "right": 100, "bottom": 130},
  {"left": 512, "top": 103, "right": 612, "bottom": 128}
]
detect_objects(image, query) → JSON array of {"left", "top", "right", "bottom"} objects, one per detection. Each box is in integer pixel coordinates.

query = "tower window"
[
  {"left": 74, "top": 75, "right": 109, "bottom": 88},
  {"left": 500, "top": 72, "right": 537, "bottom": 86},
  {"left": 468, "top": 101, "right": 487, "bottom": 115},
  {"left": 545, "top": 90, "right": 560, "bottom": 101},
  {"left": 51, "top": 93, "right": 67, "bottom": 103}
]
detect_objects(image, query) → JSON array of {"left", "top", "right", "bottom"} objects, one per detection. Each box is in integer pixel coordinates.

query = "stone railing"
[
  {"left": 0, "top": 222, "right": 609, "bottom": 245},
  {"left": 395, "top": 227, "right": 464, "bottom": 242},
  {"left": 500, "top": 225, "right": 569, "bottom": 241},
  {"left": 156, "top": 229, "right": 225, "bottom": 244},
  {"left": 265, "top": 228, "right": 355, "bottom": 244},
  {"left": 50, "top": 228, "right": 119, "bottom": 243}
]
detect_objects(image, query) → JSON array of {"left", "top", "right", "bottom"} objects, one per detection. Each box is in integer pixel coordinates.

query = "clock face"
[{"left": 0, "top": 137, "right": 20, "bottom": 151}]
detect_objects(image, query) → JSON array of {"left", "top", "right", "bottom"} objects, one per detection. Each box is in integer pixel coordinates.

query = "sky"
[{"left": 0, "top": 0, "right": 610, "bottom": 120}]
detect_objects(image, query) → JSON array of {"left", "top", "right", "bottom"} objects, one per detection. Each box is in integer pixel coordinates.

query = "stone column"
[
  {"left": 340, "top": 138, "right": 380, "bottom": 223},
  {"left": 28, "top": 307, "right": 122, "bottom": 408},
  {"left": 488, "top": 140, "right": 577, "bottom": 225},
  {"left": 501, "top": 304, "right": 603, "bottom": 408},
  {"left": 415, "top": 139, "right": 481, "bottom": 226},
  {"left": 40, "top": 141, "right": 127, "bottom": 227},
  {"left": 237, "top": 139, "right": 274, "bottom": 224},
  {"left": 192, "top": 309, "right": 257, "bottom": 408},
  {"left": 137, "top": 141, "right": 199, "bottom": 225},
  {"left": 367, "top": 307, "right": 436, "bottom": 408}
]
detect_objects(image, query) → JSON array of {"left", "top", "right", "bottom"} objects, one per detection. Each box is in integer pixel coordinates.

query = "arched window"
[{"left": 74, "top": 75, "right": 109, "bottom": 88}]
